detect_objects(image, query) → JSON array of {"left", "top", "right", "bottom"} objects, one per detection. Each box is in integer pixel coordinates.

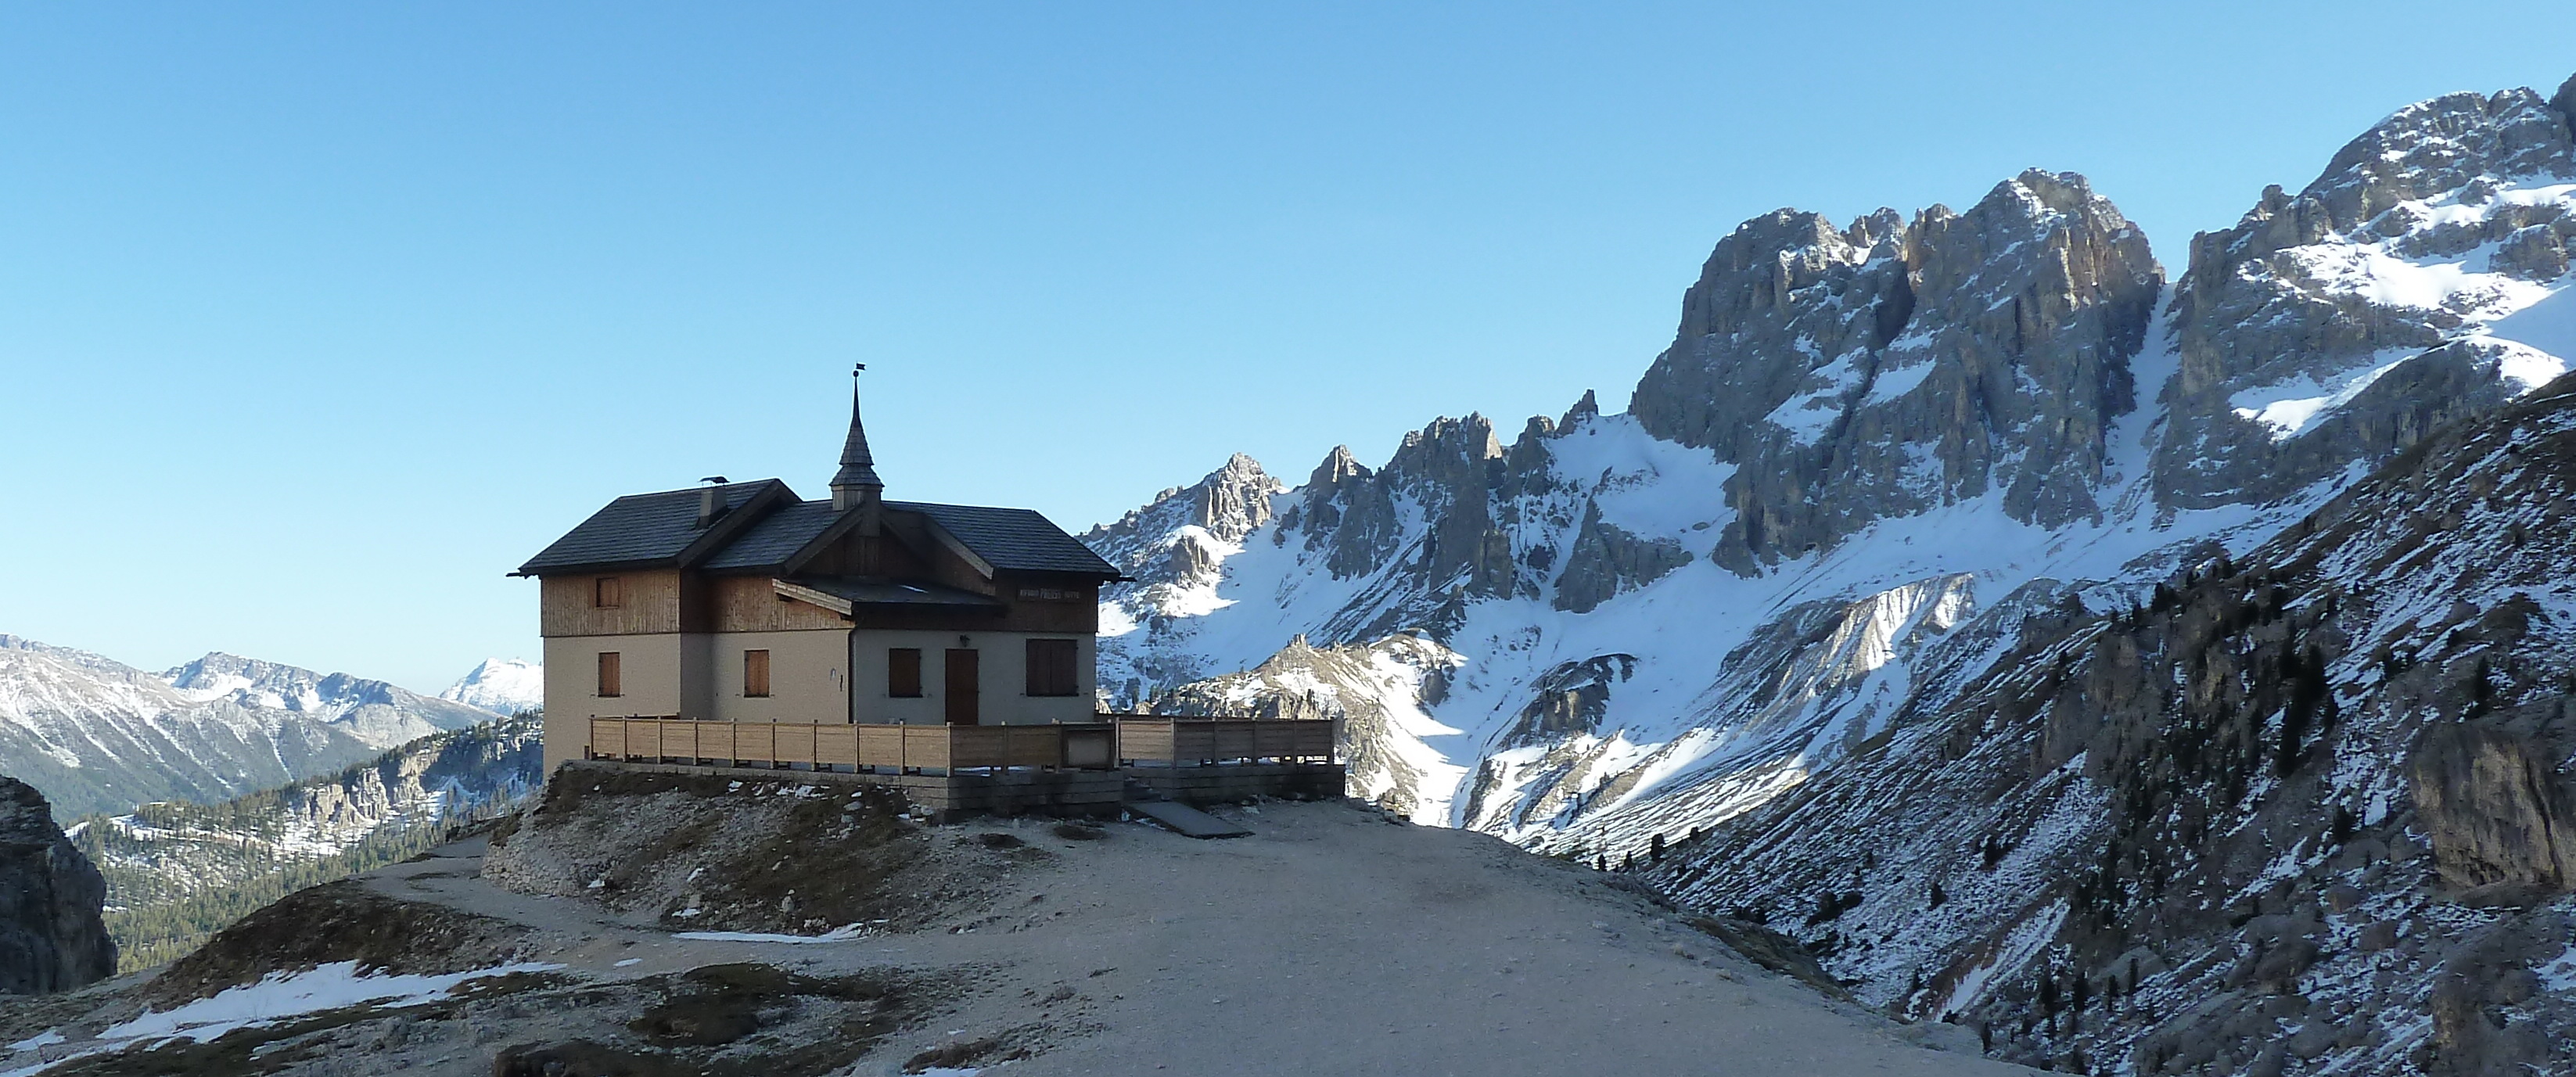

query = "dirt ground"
[{"left": 2, "top": 786, "right": 2036, "bottom": 1076}]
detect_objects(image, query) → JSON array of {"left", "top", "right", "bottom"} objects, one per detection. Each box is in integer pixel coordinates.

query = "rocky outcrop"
[
  {"left": 1633, "top": 171, "right": 2158, "bottom": 573},
  {"left": 2410, "top": 722, "right": 2576, "bottom": 894},
  {"left": 1290, "top": 445, "right": 1407, "bottom": 581},
  {"left": 1499, "top": 655, "right": 1636, "bottom": 745},
  {"left": 0, "top": 776, "right": 115, "bottom": 993},
  {"left": 1553, "top": 504, "right": 1690, "bottom": 613},
  {"left": 1386, "top": 416, "right": 1521, "bottom": 603}
]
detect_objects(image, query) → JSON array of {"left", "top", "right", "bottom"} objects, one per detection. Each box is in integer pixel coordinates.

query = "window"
[
  {"left": 743, "top": 650, "right": 771, "bottom": 698},
  {"left": 593, "top": 576, "right": 623, "bottom": 609},
  {"left": 1026, "top": 638, "right": 1079, "bottom": 697},
  {"left": 596, "top": 652, "right": 622, "bottom": 698},
  {"left": 887, "top": 648, "right": 922, "bottom": 698}
]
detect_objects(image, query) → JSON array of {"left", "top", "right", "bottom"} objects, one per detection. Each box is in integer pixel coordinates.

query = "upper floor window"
[
  {"left": 593, "top": 576, "right": 623, "bottom": 609},
  {"left": 744, "top": 650, "right": 771, "bottom": 698},
  {"left": 596, "top": 652, "right": 623, "bottom": 698},
  {"left": 888, "top": 648, "right": 923, "bottom": 698},
  {"left": 1026, "top": 638, "right": 1080, "bottom": 697}
]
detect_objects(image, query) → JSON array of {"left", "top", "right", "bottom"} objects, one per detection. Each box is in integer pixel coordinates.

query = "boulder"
[
  {"left": 2409, "top": 723, "right": 2576, "bottom": 893},
  {"left": 0, "top": 776, "right": 117, "bottom": 993}
]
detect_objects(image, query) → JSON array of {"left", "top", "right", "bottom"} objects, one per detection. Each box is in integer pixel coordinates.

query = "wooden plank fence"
[
  {"left": 585, "top": 716, "right": 1332, "bottom": 771},
  {"left": 1107, "top": 717, "right": 1335, "bottom": 765}
]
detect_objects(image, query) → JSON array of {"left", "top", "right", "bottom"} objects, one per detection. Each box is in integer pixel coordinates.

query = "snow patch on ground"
[
  {"left": 106, "top": 961, "right": 562, "bottom": 1043},
  {"left": 1, "top": 960, "right": 566, "bottom": 1075}
]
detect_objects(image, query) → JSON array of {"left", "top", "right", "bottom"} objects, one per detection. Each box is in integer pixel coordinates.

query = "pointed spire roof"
[{"left": 831, "top": 366, "right": 882, "bottom": 492}]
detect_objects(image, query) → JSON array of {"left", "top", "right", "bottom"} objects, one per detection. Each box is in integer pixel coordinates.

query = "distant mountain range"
[{"left": 0, "top": 636, "right": 513, "bottom": 818}]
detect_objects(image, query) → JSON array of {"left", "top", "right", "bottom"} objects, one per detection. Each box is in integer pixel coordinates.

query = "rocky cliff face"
[
  {"left": 0, "top": 776, "right": 115, "bottom": 994},
  {"left": 2411, "top": 723, "right": 2576, "bottom": 894},
  {"left": 1633, "top": 171, "right": 2161, "bottom": 573},
  {"left": 1652, "top": 371, "right": 2576, "bottom": 1075},
  {"left": 2158, "top": 81, "right": 2576, "bottom": 508}
]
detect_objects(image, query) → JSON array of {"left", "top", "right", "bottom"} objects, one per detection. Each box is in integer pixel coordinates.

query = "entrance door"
[{"left": 943, "top": 648, "right": 980, "bottom": 724}]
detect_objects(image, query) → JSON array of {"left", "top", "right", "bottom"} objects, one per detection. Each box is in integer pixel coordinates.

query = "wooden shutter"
[
  {"left": 743, "top": 650, "right": 771, "bottom": 698},
  {"left": 888, "top": 648, "right": 922, "bottom": 698},
  {"left": 594, "top": 576, "right": 623, "bottom": 609},
  {"left": 596, "top": 652, "right": 622, "bottom": 698},
  {"left": 1026, "top": 638, "right": 1078, "bottom": 697}
]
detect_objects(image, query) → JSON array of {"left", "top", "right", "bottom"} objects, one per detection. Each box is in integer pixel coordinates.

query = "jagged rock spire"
[{"left": 831, "top": 364, "right": 883, "bottom": 512}]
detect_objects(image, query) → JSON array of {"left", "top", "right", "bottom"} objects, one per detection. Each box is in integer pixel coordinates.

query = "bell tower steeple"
[{"left": 829, "top": 364, "right": 885, "bottom": 534}]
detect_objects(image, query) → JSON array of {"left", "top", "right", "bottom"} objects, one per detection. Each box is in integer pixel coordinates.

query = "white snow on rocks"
[
  {"left": 2229, "top": 350, "right": 2417, "bottom": 441},
  {"left": 438, "top": 658, "right": 544, "bottom": 716}
]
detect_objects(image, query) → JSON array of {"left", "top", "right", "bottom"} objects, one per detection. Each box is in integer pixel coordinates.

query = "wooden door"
[{"left": 944, "top": 648, "right": 980, "bottom": 724}]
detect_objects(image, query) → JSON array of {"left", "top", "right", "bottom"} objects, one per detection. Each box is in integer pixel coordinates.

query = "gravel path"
[
  {"left": 5, "top": 798, "right": 2035, "bottom": 1075},
  {"left": 443, "top": 799, "right": 2025, "bottom": 1075}
]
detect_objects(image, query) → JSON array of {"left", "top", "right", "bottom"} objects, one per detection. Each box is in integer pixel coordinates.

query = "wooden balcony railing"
[
  {"left": 1103, "top": 716, "right": 1336, "bottom": 766},
  {"left": 585, "top": 715, "right": 1335, "bottom": 772}
]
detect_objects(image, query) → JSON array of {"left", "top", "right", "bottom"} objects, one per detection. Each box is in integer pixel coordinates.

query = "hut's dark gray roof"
[
  {"left": 889, "top": 501, "right": 1120, "bottom": 576},
  {"left": 515, "top": 482, "right": 779, "bottom": 575},
  {"left": 519, "top": 486, "right": 1120, "bottom": 580},
  {"left": 699, "top": 501, "right": 842, "bottom": 571}
]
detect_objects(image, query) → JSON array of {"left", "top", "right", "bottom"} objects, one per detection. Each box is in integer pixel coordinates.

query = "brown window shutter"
[
  {"left": 1026, "top": 638, "right": 1078, "bottom": 697},
  {"left": 744, "top": 650, "right": 771, "bottom": 698},
  {"left": 594, "top": 576, "right": 623, "bottom": 609},
  {"left": 888, "top": 648, "right": 922, "bottom": 698},
  {"left": 597, "top": 652, "right": 622, "bottom": 698}
]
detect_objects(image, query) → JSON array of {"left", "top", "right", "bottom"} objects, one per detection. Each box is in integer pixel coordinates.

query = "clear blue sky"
[{"left": 4, "top": 2, "right": 2571, "bottom": 693}]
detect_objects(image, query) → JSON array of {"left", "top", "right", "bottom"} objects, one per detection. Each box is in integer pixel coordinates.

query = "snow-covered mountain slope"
[
  {"left": 0, "top": 636, "right": 495, "bottom": 818},
  {"left": 2159, "top": 81, "right": 2576, "bottom": 508},
  {"left": 439, "top": 658, "right": 544, "bottom": 716},
  {"left": 1654, "top": 368, "right": 2576, "bottom": 1076},
  {"left": 1092, "top": 73, "right": 2576, "bottom": 854},
  {"left": 66, "top": 713, "right": 542, "bottom": 971}
]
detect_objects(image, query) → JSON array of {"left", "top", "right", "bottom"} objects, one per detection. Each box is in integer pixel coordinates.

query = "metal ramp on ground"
[{"left": 1126, "top": 799, "right": 1252, "bottom": 838}]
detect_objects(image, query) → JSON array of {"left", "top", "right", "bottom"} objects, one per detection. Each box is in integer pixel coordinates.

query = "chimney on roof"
[
  {"left": 830, "top": 365, "right": 885, "bottom": 537},
  {"left": 697, "top": 476, "right": 730, "bottom": 528}
]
